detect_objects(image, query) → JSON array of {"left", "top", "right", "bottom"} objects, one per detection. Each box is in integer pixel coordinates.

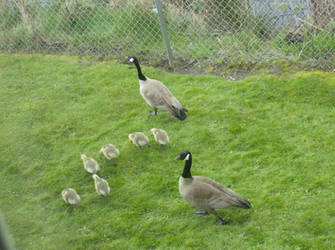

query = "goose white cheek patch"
[
  {"left": 129, "top": 58, "right": 134, "bottom": 62},
  {"left": 185, "top": 154, "right": 190, "bottom": 161}
]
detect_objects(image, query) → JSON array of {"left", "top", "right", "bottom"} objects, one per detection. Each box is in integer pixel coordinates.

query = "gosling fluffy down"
[
  {"left": 92, "top": 174, "right": 110, "bottom": 197},
  {"left": 150, "top": 128, "right": 169, "bottom": 148},
  {"left": 61, "top": 188, "right": 80, "bottom": 206},
  {"left": 175, "top": 151, "right": 251, "bottom": 225},
  {"left": 81, "top": 154, "right": 100, "bottom": 174},
  {"left": 128, "top": 132, "right": 150, "bottom": 150},
  {"left": 99, "top": 144, "right": 120, "bottom": 162},
  {"left": 128, "top": 55, "right": 188, "bottom": 120}
]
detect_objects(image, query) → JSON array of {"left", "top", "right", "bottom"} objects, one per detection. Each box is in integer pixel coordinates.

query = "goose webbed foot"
[
  {"left": 215, "top": 219, "right": 229, "bottom": 225},
  {"left": 146, "top": 144, "right": 150, "bottom": 148},
  {"left": 212, "top": 211, "right": 228, "bottom": 225},
  {"left": 160, "top": 145, "right": 166, "bottom": 149},
  {"left": 194, "top": 210, "right": 208, "bottom": 216},
  {"left": 137, "top": 146, "right": 142, "bottom": 150}
]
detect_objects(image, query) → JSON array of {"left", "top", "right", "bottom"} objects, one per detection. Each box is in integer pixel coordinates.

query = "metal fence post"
[{"left": 154, "top": 0, "right": 174, "bottom": 66}]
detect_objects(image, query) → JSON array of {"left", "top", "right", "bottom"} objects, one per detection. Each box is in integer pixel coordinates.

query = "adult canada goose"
[
  {"left": 92, "top": 174, "right": 110, "bottom": 197},
  {"left": 175, "top": 151, "right": 251, "bottom": 225},
  {"left": 80, "top": 154, "right": 100, "bottom": 174},
  {"left": 128, "top": 55, "right": 188, "bottom": 120},
  {"left": 128, "top": 132, "right": 150, "bottom": 150},
  {"left": 150, "top": 128, "right": 169, "bottom": 148},
  {"left": 61, "top": 188, "right": 80, "bottom": 207},
  {"left": 99, "top": 144, "right": 120, "bottom": 164}
]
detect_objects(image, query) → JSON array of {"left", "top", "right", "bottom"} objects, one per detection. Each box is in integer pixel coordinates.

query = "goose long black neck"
[
  {"left": 182, "top": 155, "right": 192, "bottom": 178},
  {"left": 133, "top": 58, "right": 146, "bottom": 81}
]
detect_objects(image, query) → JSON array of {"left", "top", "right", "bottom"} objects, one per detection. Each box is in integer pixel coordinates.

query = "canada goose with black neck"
[
  {"left": 127, "top": 55, "right": 188, "bottom": 120},
  {"left": 175, "top": 151, "right": 251, "bottom": 225}
]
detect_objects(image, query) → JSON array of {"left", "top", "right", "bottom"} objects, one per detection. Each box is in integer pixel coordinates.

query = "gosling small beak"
[{"left": 174, "top": 155, "right": 181, "bottom": 160}]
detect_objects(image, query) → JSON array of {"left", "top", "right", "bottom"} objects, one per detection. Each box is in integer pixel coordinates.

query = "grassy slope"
[{"left": 1, "top": 54, "right": 335, "bottom": 249}]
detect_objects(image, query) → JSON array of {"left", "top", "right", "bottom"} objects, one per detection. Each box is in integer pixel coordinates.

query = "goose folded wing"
[
  {"left": 144, "top": 81, "right": 182, "bottom": 111},
  {"left": 194, "top": 176, "right": 248, "bottom": 209},
  {"left": 208, "top": 185, "right": 249, "bottom": 209},
  {"left": 183, "top": 183, "right": 218, "bottom": 207}
]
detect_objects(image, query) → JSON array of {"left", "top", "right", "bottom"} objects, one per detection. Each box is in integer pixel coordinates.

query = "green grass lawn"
[{"left": 1, "top": 54, "right": 335, "bottom": 249}]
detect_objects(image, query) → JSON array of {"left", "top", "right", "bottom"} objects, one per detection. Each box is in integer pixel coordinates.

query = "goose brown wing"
[
  {"left": 182, "top": 182, "right": 220, "bottom": 209},
  {"left": 195, "top": 176, "right": 251, "bottom": 209},
  {"left": 142, "top": 86, "right": 167, "bottom": 108},
  {"left": 208, "top": 191, "right": 245, "bottom": 209},
  {"left": 195, "top": 176, "right": 231, "bottom": 192},
  {"left": 143, "top": 80, "right": 183, "bottom": 110}
]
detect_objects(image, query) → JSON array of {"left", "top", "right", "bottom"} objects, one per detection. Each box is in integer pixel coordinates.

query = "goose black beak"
[{"left": 174, "top": 156, "right": 181, "bottom": 160}]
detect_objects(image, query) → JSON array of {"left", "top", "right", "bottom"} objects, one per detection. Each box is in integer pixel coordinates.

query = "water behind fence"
[{"left": 0, "top": 0, "right": 334, "bottom": 71}]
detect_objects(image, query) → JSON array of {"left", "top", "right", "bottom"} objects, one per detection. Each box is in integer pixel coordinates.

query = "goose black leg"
[
  {"left": 194, "top": 210, "right": 208, "bottom": 216},
  {"left": 150, "top": 108, "right": 158, "bottom": 116},
  {"left": 215, "top": 218, "right": 228, "bottom": 225},
  {"left": 212, "top": 211, "right": 228, "bottom": 225}
]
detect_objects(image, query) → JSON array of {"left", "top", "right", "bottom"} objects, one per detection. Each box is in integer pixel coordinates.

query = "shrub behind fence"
[{"left": 0, "top": 0, "right": 334, "bottom": 71}]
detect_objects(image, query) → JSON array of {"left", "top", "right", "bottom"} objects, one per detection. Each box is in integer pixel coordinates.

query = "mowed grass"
[{"left": 1, "top": 54, "right": 335, "bottom": 249}]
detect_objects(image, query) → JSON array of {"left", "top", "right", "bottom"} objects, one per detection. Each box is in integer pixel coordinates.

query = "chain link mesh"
[{"left": 0, "top": 0, "right": 334, "bottom": 71}]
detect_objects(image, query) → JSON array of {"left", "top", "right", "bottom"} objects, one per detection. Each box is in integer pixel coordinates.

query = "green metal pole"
[{"left": 154, "top": 0, "right": 174, "bottom": 66}]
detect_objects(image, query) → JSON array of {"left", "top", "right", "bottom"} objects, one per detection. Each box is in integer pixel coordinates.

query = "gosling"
[
  {"left": 61, "top": 188, "right": 80, "bottom": 207},
  {"left": 150, "top": 128, "right": 169, "bottom": 148},
  {"left": 92, "top": 174, "right": 110, "bottom": 197},
  {"left": 128, "top": 132, "right": 150, "bottom": 150},
  {"left": 81, "top": 154, "right": 100, "bottom": 174},
  {"left": 99, "top": 144, "right": 120, "bottom": 164}
]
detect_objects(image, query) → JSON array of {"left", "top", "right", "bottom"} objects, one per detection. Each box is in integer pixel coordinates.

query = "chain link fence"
[{"left": 0, "top": 0, "right": 334, "bottom": 72}]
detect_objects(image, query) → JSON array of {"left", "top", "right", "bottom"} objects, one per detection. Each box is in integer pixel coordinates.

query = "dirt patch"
[
  {"left": 152, "top": 58, "right": 316, "bottom": 81},
  {"left": 100, "top": 55, "right": 326, "bottom": 81}
]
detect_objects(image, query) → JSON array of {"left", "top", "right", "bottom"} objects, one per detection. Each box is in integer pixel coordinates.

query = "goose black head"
[
  {"left": 127, "top": 55, "right": 138, "bottom": 63},
  {"left": 127, "top": 55, "right": 146, "bottom": 80},
  {"left": 175, "top": 151, "right": 191, "bottom": 161}
]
